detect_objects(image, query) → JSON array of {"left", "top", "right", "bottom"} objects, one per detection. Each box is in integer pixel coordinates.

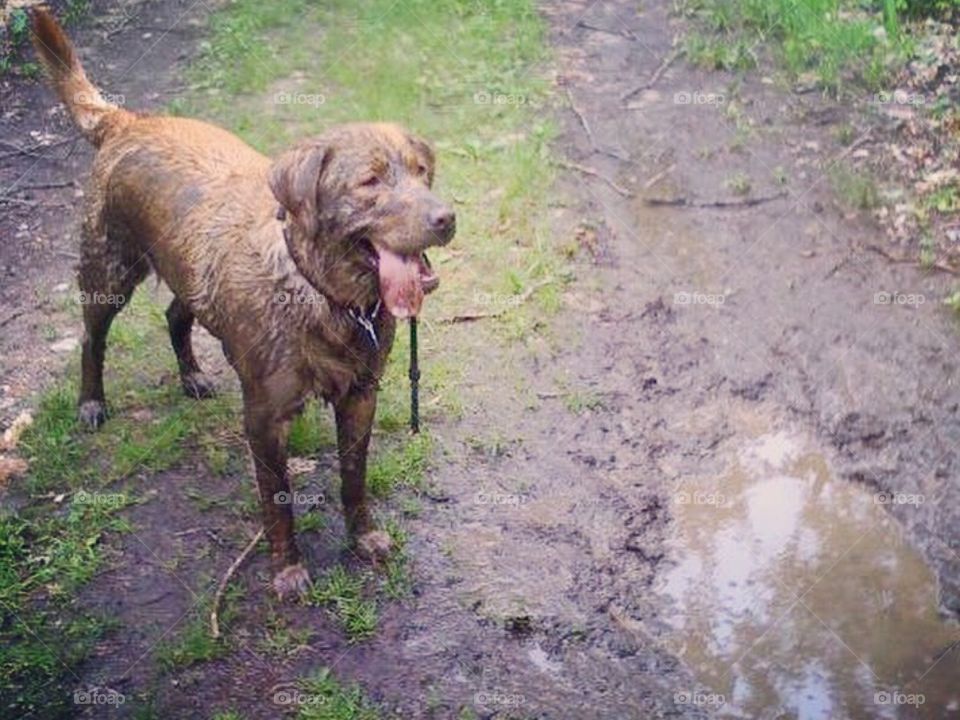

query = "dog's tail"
[{"left": 31, "top": 9, "right": 132, "bottom": 146}]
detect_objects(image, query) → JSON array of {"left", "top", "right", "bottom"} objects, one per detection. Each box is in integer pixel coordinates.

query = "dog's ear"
[
  {"left": 269, "top": 143, "right": 333, "bottom": 237},
  {"left": 405, "top": 133, "right": 436, "bottom": 187}
]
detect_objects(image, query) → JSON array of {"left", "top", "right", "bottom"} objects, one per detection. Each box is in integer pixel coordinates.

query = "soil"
[{"left": 3, "top": 0, "right": 960, "bottom": 718}]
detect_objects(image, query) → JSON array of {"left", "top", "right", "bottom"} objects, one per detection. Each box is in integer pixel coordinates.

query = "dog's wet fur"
[{"left": 31, "top": 9, "right": 455, "bottom": 597}]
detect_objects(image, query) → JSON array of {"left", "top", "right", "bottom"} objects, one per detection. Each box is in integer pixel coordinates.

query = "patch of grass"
[
  {"left": 289, "top": 399, "right": 336, "bottom": 456},
  {"left": 295, "top": 668, "right": 385, "bottom": 720},
  {"left": 297, "top": 510, "right": 328, "bottom": 534},
  {"left": 830, "top": 166, "right": 881, "bottom": 210},
  {"left": 725, "top": 171, "right": 752, "bottom": 196},
  {"left": 683, "top": 0, "right": 912, "bottom": 93},
  {"left": 565, "top": 391, "right": 606, "bottom": 415},
  {"left": 212, "top": 712, "right": 245, "bottom": 720},
  {"left": 367, "top": 433, "right": 431, "bottom": 498},
  {"left": 306, "top": 566, "right": 378, "bottom": 642},
  {"left": 381, "top": 521, "right": 412, "bottom": 600},
  {"left": 155, "top": 612, "right": 228, "bottom": 670},
  {"left": 686, "top": 32, "right": 757, "bottom": 70},
  {"left": 258, "top": 616, "right": 313, "bottom": 658}
]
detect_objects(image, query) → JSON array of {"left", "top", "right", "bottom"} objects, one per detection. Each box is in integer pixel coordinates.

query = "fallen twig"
[
  {"left": 565, "top": 86, "right": 597, "bottom": 150},
  {"left": 536, "top": 389, "right": 625, "bottom": 399},
  {"left": 643, "top": 164, "right": 675, "bottom": 190},
  {"left": 861, "top": 244, "right": 960, "bottom": 276},
  {"left": 621, "top": 48, "right": 683, "bottom": 103},
  {"left": 563, "top": 86, "right": 630, "bottom": 163},
  {"left": 576, "top": 20, "right": 637, "bottom": 41},
  {"left": 553, "top": 159, "right": 633, "bottom": 197},
  {"left": 5, "top": 180, "right": 75, "bottom": 193},
  {"left": 644, "top": 191, "right": 787, "bottom": 209},
  {"left": 210, "top": 526, "right": 264, "bottom": 639}
]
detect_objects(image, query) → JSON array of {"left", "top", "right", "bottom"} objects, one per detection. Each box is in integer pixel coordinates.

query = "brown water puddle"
[{"left": 659, "top": 424, "right": 960, "bottom": 719}]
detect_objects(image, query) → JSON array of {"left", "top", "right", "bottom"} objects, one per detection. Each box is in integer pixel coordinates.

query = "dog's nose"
[{"left": 428, "top": 207, "right": 456, "bottom": 238}]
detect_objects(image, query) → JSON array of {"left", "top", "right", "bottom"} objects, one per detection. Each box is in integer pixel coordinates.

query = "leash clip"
[{"left": 349, "top": 299, "right": 381, "bottom": 350}]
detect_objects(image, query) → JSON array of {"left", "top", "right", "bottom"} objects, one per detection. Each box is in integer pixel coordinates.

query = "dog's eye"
[
  {"left": 416, "top": 163, "right": 429, "bottom": 177},
  {"left": 360, "top": 175, "right": 381, "bottom": 188}
]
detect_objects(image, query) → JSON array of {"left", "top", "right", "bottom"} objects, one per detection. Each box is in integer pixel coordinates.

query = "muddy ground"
[{"left": 3, "top": 0, "right": 960, "bottom": 718}]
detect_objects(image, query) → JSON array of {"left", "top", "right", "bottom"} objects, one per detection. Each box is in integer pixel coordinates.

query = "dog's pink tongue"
[{"left": 377, "top": 248, "right": 423, "bottom": 318}]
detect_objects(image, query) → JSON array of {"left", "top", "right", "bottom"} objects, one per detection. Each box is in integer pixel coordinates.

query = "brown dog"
[{"left": 31, "top": 10, "right": 454, "bottom": 597}]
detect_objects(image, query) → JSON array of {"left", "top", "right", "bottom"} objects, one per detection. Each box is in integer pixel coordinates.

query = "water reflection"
[{"left": 659, "top": 429, "right": 960, "bottom": 719}]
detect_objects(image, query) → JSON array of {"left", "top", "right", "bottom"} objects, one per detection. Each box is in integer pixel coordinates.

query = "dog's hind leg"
[
  {"left": 166, "top": 298, "right": 216, "bottom": 399},
  {"left": 77, "top": 218, "right": 147, "bottom": 429}
]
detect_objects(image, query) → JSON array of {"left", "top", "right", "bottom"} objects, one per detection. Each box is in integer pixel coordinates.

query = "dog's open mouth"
[{"left": 374, "top": 244, "right": 439, "bottom": 319}]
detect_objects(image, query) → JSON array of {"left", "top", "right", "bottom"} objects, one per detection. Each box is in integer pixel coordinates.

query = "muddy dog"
[{"left": 31, "top": 10, "right": 455, "bottom": 597}]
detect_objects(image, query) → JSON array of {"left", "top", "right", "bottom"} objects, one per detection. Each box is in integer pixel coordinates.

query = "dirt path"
[{"left": 6, "top": 0, "right": 960, "bottom": 718}]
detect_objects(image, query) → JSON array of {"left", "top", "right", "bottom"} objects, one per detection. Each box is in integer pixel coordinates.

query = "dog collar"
[{"left": 277, "top": 205, "right": 382, "bottom": 350}]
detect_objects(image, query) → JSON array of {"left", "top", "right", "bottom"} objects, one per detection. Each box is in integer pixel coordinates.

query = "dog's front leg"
[
  {"left": 335, "top": 387, "right": 392, "bottom": 561},
  {"left": 243, "top": 393, "right": 309, "bottom": 599}
]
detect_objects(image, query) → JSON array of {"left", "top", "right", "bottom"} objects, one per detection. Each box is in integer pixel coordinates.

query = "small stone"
[{"left": 50, "top": 336, "right": 79, "bottom": 353}]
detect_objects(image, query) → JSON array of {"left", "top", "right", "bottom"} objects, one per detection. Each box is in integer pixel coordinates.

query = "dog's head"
[{"left": 269, "top": 122, "right": 455, "bottom": 318}]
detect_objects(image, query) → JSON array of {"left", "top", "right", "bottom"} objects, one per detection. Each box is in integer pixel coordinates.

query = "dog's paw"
[
  {"left": 272, "top": 563, "right": 311, "bottom": 600},
  {"left": 77, "top": 400, "right": 107, "bottom": 430},
  {"left": 181, "top": 372, "right": 217, "bottom": 400},
  {"left": 354, "top": 530, "right": 393, "bottom": 562}
]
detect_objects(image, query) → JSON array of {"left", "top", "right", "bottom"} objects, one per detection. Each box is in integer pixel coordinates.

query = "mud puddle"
[{"left": 658, "top": 417, "right": 960, "bottom": 719}]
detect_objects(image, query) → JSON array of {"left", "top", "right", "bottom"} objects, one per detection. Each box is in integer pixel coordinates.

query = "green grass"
[
  {"left": 154, "top": 614, "right": 228, "bottom": 670},
  {"left": 682, "top": 0, "right": 914, "bottom": 93},
  {"left": 367, "top": 433, "right": 431, "bottom": 497},
  {"left": 294, "top": 668, "right": 386, "bottom": 720},
  {"left": 306, "top": 566, "right": 378, "bottom": 642}
]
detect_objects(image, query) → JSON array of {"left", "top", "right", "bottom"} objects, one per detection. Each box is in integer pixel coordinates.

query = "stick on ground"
[
  {"left": 553, "top": 159, "right": 633, "bottom": 198},
  {"left": 621, "top": 48, "right": 682, "bottom": 103},
  {"left": 644, "top": 191, "right": 787, "bottom": 209},
  {"left": 210, "top": 527, "right": 264, "bottom": 638}
]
